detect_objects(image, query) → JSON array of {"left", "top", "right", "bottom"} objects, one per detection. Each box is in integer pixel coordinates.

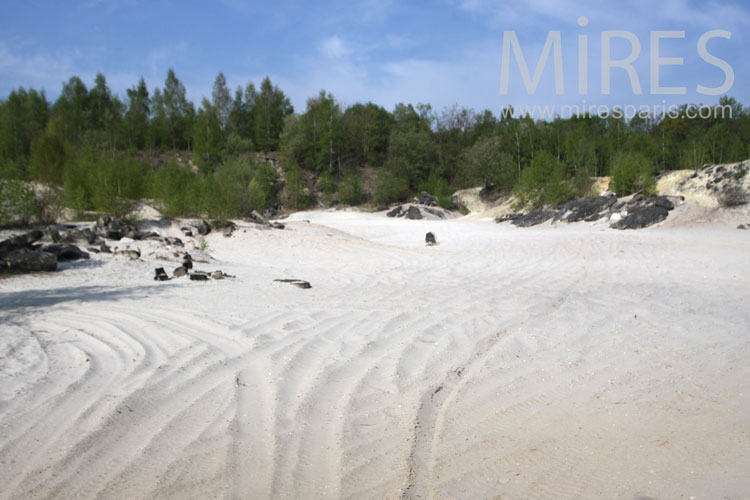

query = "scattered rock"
[
  {"left": 100, "top": 243, "right": 112, "bottom": 253},
  {"left": 189, "top": 272, "right": 209, "bottom": 281},
  {"left": 196, "top": 219, "right": 211, "bottom": 236},
  {"left": 154, "top": 267, "right": 170, "bottom": 281},
  {"left": 274, "top": 278, "right": 312, "bottom": 289},
  {"left": 495, "top": 213, "right": 523, "bottom": 223},
  {"left": 405, "top": 206, "right": 423, "bottom": 220},
  {"left": 173, "top": 266, "right": 188, "bottom": 278},
  {"left": 181, "top": 227, "right": 194, "bottom": 237},
  {"left": 164, "top": 237, "right": 183, "bottom": 247},
  {"left": 96, "top": 215, "right": 111, "bottom": 227},
  {"left": 425, "top": 232, "right": 438, "bottom": 246},
  {"left": 182, "top": 253, "right": 193, "bottom": 269},
  {"left": 387, "top": 206, "right": 403, "bottom": 218},
  {"left": 512, "top": 210, "right": 557, "bottom": 227},
  {"left": 558, "top": 194, "right": 617, "bottom": 223},
  {"left": 415, "top": 192, "right": 438, "bottom": 206},
  {"left": 737, "top": 224, "right": 748, "bottom": 230},
  {"left": 0, "top": 230, "right": 44, "bottom": 252},
  {"left": 105, "top": 229, "right": 124, "bottom": 240},
  {"left": 424, "top": 207, "right": 446, "bottom": 219},
  {"left": 42, "top": 243, "right": 90, "bottom": 261}
]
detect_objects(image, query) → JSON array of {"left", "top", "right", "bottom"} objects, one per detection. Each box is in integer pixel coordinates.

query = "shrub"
[
  {"left": 282, "top": 162, "right": 309, "bottom": 209},
  {"left": 515, "top": 152, "right": 574, "bottom": 208},
  {"left": 418, "top": 170, "right": 453, "bottom": 209},
  {"left": 610, "top": 152, "right": 656, "bottom": 196},
  {"left": 337, "top": 171, "right": 364, "bottom": 206},
  {"left": 0, "top": 180, "right": 62, "bottom": 226},
  {"left": 374, "top": 168, "right": 410, "bottom": 205}
]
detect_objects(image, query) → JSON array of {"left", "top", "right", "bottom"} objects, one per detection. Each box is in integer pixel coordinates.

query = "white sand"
[{"left": 1, "top": 208, "right": 750, "bottom": 500}]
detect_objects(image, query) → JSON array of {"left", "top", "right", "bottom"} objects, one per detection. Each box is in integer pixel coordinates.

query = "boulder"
[
  {"left": 105, "top": 229, "right": 124, "bottom": 241},
  {"left": 196, "top": 220, "right": 211, "bottom": 236},
  {"left": 386, "top": 206, "right": 403, "bottom": 218},
  {"left": 737, "top": 224, "right": 748, "bottom": 230},
  {"left": 42, "top": 243, "right": 90, "bottom": 261},
  {"left": 173, "top": 266, "right": 188, "bottom": 278},
  {"left": 189, "top": 272, "right": 209, "bottom": 281},
  {"left": 405, "top": 206, "right": 423, "bottom": 220},
  {"left": 425, "top": 232, "right": 438, "bottom": 246},
  {"left": 415, "top": 192, "right": 438, "bottom": 206},
  {"left": 154, "top": 267, "right": 170, "bottom": 281},
  {"left": 2, "top": 248, "right": 57, "bottom": 272},
  {"left": 0, "top": 230, "right": 44, "bottom": 253},
  {"left": 424, "top": 207, "right": 446, "bottom": 219},
  {"left": 613, "top": 206, "right": 669, "bottom": 230},
  {"left": 96, "top": 215, "right": 111, "bottom": 228}
]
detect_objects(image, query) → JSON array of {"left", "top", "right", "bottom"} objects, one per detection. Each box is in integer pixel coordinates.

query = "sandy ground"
[{"left": 1, "top": 208, "right": 749, "bottom": 500}]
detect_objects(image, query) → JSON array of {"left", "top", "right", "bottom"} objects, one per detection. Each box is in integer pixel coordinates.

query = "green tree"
[
  {"left": 125, "top": 77, "right": 150, "bottom": 149},
  {"left": 610, "top": 151, "right": 656, "bottom": 195},
  {"left": 254, "top": 76, "right": 293, "bottom": 152}
]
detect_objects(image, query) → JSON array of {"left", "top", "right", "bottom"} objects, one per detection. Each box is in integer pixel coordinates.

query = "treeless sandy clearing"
[{"left": 1, "top": 210, "right": 749, "bottom": 500}]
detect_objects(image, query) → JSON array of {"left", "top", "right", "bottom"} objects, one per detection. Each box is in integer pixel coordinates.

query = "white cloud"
[{"left": 320, "top": 36, "right": 352, "bottom": 59}]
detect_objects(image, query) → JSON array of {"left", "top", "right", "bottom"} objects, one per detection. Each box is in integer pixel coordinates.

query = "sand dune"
[{"left": 1, "top": 209, "right": 749, "bottom": 499}]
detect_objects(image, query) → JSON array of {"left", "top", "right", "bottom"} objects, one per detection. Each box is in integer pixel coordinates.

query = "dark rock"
[
  {"left": 560, "top": 194, "right": 617, "bottom": 222},
  {"left": 512, "top": 210, "right": 557, "bottom": 227},
  {"left": 105, "top": 229, "right": 124, "bottom": 240},
  {"left": 189, "top": 272, "right": 209, "bottom": 281},
  {"left": 248, "top": 210, "right": 269, "bottom": 226},
  {"left": 651, "top": 196, "right": 675, "bottom": 210},
  {"left": 46, "top": 226, "right": 62, "bottom": 242},
  {"left": 87, "top": 247, "right": 100, "bottom": 253},
  {"left": 100, "top": 243, "right": 112, "bottom": 253},
  {"left": 2, "top": 249, "right": 57, "bottom": 272},
  {"left": 737, "top": 224, "right": 748, "bottom": 230},
  {"left": 196, "top": 220, "right": 211, "bottom": 236},
  {"left": 96, "top": 215, "right": 111, "bottom": 227},
  {"left": 274, "top": 278, "right": 312, "bottom": 289},
  {"left": 181, "top": 227, "right": 194, "bottom": 237},
  {"left": 613, "top": 206, "right": 669, "bottom": 230},
  {"left": 42, "top": 243, "right": 90, "bottom": 261},
  {"left": 270, "top": 222, "right": 285, "bottom": 230},
  {"left": 154, "top": 267, "right": 170, "bottom": 281},
  {"left": 405, "top": 206, "right": 423, "bottom": 220},
  {"left": 0, "top": 230, "right": 44, "bottom": 253},
  {"left": 386, "top": 206, "right": 403, "bottom": 218},
  {"left": 424, "top": 207, "right": 446, "bottom": 219},
  {"left": 495, "top": 213, "right": 522, "bottom": 223},
  {"left": 164, "top": 237, "right": 183, "bottom": 247},
  {"left": 415, "top": 192, "right": 438, "bottom": 206},
  {"left": 182, "top": 253, "right": 193, "bottom": 269},
  {"left": 138, "top": 231, "right": 161, "bottom": 241},
  {"left": 425, "top": 232, "right": 438, "bottom": 246},
  {"left": 173, "top": 266, "right": 188, "bottom": 278}
]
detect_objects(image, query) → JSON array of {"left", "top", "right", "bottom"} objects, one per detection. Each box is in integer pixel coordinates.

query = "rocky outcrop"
[
  {"left": 512, "top": 210, "right": 557, "bottom": 227},
  {"left": 274, "top": 279, "right": 312, "bottom": 289}
]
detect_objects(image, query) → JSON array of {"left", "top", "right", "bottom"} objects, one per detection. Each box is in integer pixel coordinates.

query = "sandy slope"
[{"left": 1, "top": 209, "right": 749, "bottom": 500}]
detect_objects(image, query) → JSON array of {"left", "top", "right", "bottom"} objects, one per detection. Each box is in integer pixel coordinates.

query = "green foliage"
[
  {"left": 282, "top": 161, "right": 309, "bottom": 209},
  {"left": 63, "top": 149, "right": 149, "bottom": 216},
  {"left": 337, "top": 171, "right": 364, "bottom": 206},
  {"left": 610, "top": 152, "right": 656, "bottom": 196},
  {"left": 462, "top": 136, "right": 516, "bottom": 193},
  {"left": 418, "top": 170, "right": 453, "bottom": 208},
  {"left": 515, "top": 152, "right": 574, "bottom": 208},
  {"left": 29, "top": 134, "right": 67, "bottom": 184},
  {"left": 0, "top": 180, "right": 38, "bottom": 226},
  {"left": 374, "top": 168, "right": 410, "bottom": 205}
]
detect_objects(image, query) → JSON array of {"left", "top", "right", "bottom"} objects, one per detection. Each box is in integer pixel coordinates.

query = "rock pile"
[{"left": 495, "top": 194, "right": 678, "bottom": 229}]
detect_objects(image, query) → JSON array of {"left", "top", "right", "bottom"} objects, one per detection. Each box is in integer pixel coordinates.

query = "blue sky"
[{"left": 1, "top": 0, "right": 748, "bottom": 115}]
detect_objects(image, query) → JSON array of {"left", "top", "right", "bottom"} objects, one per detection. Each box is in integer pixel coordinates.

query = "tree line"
[{"left": 1, "top": 68, "right": 748, "bottom": 224}]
